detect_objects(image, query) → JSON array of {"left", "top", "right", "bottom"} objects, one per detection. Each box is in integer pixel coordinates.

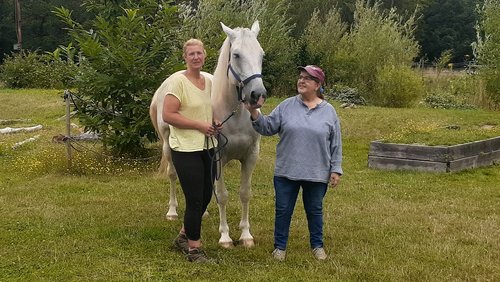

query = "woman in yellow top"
[{"left": 162, "top": 39, "right": 221, "bottom": 262}]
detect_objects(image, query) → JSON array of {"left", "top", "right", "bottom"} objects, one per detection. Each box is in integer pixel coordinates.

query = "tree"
[
  {"left": 416, "top": 0, "right": 479, "bottom": 62},
  {"left": 54, "top": 0, "right": 183, "bottom": 155},
  {"left": 0, "top": 0, "right": 16, "bottom": 63},
  {"left": 0, "top": 0, "right": 93, "bottom": 63},
  {"left": 302, "top": 6, "right": 348, "bottom": 84},
  {"left": 285, "top": 0, "right": 350, "bottom": 38}
]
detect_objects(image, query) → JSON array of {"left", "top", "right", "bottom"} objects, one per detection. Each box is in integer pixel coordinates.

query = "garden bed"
[{"left": 368, "top": 136, "right": 500, "bottom": 172}]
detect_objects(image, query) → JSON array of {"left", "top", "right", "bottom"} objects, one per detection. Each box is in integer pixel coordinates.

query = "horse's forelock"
[{"left": 233, "top": 28, "right": 259, "bottom": 48}]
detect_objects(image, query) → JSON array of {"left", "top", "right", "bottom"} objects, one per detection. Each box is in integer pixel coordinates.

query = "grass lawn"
[{"left": 1, "top": 88, "right": 499, "bottom": 281}]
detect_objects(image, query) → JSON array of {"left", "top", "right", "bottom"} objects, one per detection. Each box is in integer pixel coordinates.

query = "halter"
[
  {"left": 226, "top": 42, "right": 263, "bottom": 103},
  {"left": 227, "top": 64, "right": 263, "bottom": 102}
]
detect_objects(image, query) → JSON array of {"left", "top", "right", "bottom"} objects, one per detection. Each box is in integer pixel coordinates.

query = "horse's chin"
[{"left": 247, "top": 95, "right": 266, "bottom": 109}]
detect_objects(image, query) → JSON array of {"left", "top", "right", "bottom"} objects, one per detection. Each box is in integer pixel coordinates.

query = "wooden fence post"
[{"left": 64, "top": 90, "right": 72, "bottom": 169}]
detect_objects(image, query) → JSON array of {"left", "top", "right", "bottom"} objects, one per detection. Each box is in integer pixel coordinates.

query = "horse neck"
[{"left": 212, "top": 38, "right": 240, "bottom": 120}]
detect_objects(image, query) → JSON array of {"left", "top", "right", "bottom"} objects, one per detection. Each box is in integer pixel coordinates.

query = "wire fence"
[
  {"left": 60, "top": 90, "right": 160, "bottom": 169},
  {"left": 412, "top": 60, "right": 481, "bottom": 74}
]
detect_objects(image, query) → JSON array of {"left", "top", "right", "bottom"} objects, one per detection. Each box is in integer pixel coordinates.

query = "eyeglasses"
[{"left": 298, "top": 75, "right": 318, "bottom": 82}]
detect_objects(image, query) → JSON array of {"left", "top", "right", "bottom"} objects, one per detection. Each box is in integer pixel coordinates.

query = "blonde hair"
[{"left": 183, "top": 38, "right": 206, "bottom": 55}]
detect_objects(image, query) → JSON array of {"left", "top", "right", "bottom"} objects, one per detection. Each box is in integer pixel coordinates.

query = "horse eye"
[{"left": 233, "top": 53, "right": 240, "bottom": 59}]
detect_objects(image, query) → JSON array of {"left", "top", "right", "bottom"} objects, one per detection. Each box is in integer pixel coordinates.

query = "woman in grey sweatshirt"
[{"left": 245, "top": 65, "right": 343, "bottom": 261}]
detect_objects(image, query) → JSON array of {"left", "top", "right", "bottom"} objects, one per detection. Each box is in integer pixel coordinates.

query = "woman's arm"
[{"left": 162, "top": 94, "right": 215, "bottom": 136}]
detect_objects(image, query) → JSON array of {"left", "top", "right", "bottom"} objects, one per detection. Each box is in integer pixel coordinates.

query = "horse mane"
[{"left": 211, "top": 36, "right": 231, "bottom": 107}]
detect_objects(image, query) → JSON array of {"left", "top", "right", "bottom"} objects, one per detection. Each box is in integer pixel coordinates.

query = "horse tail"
[
  {"left": 149, "top": 93, "right": 160, "bottom": 143},
  {"left": 150, "top": 91, "right": 169, "bottom": 178}
]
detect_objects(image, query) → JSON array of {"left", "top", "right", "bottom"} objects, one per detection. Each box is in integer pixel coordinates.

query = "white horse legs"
[
  {"left": 215, "top": 174, "right": 233, "bottom": 248},
  {"left": 162, "top": 143, "right": 178, "bottom": 221},
  {"left": 238, "top": 162, "right": 254, "bottom": 247},
  {"left": 166, "top": 179, "right": 178, "bottom": 220},
  {"left": 216, "top": 160, "right": 256, "bottom": 248}
]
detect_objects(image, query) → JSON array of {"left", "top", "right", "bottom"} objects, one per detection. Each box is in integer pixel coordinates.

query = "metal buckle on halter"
[{"left": 237, "top": 81, "right": 245, "bottom": 102}]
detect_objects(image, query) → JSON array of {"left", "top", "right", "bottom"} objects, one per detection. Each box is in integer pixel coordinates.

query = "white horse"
[{"left": 150, "top": 21, "right": 266, "bottom": 248}]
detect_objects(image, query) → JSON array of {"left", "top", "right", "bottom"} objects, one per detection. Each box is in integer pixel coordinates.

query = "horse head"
[{"left": 221, "top": 21, "right": 267, "bottom": 108}]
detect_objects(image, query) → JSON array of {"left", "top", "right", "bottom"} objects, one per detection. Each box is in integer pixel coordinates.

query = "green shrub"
[
  {"left": 330, "top": 0, "right": 420, "bottom": 103},
  {"left": 302, "top": 0, "right": 421, "bottom": 104},
  {"left": 0, "top": 50, "right": 78, "bottom": 89},
  {"left": 54, "top": 0, "right": 182, "bottom": 155},
  {"left": 423, "top": 90, "right": 476, "bottom": 109},
  {"left": 373, "top": 65, "right": 424, "bottom": 107},
  {"left": 327, "top": 85, "right": 366, "bottom": 105},
  {"left": 0, "top": 51, "right": 43, "bottom": 88}
]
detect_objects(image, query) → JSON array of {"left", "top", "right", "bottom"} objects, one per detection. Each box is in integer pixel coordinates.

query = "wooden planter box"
[{"left": 368, "top": 136, "right": 500, "bottom": 172}]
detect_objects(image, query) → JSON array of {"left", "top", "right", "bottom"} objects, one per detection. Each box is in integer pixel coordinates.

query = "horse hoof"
[
  {"left": 219, "top": 242, "right": 234, "bottom": 249},
  {"left": 239, "top": 239, "right": 255, "bottom": 248},
  {"left": 165, "top": 215, "right": 178, "bottom": 221}
]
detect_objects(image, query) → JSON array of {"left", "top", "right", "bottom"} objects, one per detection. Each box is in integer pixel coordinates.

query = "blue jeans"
[{"left": 273, "top": 176, "right": 327, "bottom": 250}]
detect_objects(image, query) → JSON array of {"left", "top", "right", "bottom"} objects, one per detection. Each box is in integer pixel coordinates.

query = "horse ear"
[
  {"left": 221, "top": 22, "right": 236, "bottom": 40},
  {"left": 251, "top": 21, "right": 260, "bottom": 36}
]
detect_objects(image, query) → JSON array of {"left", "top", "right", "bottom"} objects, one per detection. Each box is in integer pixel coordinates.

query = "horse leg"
[
  {"left": 215, "top": 172, "right": 233, "bottom": 248},
  {"left": 163, "top": 142, "right": 178, "bottom": 221},
  {"left": 166, "top": 169, "right": 178, "bottom": 220},
  {"left": 238, "top": 158, "right": 256, "bottom": 247}
]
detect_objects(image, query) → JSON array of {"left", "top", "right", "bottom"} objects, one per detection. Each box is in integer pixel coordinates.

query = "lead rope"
[{"left": 206, "top": 100, "right": 241, "bottom": 204}]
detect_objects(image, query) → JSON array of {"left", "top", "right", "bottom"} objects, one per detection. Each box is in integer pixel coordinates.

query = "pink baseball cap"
[{"left": 297, "top": 65, "right": 325, "bottom": 84}]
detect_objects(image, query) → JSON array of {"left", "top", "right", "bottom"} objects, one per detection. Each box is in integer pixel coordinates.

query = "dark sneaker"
[
  {"left": 173, "top": 233, "right": 189, "bottom": 254},
  {"left": 186, "top": 248, "right": 210, "bottom": 263}
]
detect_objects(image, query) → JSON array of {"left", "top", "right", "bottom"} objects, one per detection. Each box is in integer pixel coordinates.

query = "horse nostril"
[{"left": 251, "top": 91, "right": 267, "bottom": 99}]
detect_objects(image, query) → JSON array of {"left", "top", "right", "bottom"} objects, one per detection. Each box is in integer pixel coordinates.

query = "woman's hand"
[
  {"left": 245, "top": 95, "right": 265, "bottom": 110},
  {"left": 244, "top": 100, "right": 263, "bottom": 121},
  {"left": 198, "top": 121, "right": 217, "bottom": 137},
  {"left": 329, "top": 172, "right": 341, "bottom": 187},
  {"left": 212, "top": 120, "right": 223, "bottom": 135}
]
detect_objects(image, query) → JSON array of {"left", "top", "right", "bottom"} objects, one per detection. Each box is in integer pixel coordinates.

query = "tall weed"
[
  {"left": 423, "top": 72, "right": 496, "bottom": 110},
  {"left": 374, "top": 65, "right": 423, "bottom": 107},
  {"left": 474, "top": 0, "right": 500, "bottom": 105}
]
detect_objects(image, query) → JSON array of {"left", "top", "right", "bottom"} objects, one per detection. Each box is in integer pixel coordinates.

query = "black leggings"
[{"left": 171, "top": 148, "right": 216, "bottom": 241}]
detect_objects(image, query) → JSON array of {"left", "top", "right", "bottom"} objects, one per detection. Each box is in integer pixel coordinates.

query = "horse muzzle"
[{"left": 248, "top": 91, "right": 267, "bottom": 108}]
